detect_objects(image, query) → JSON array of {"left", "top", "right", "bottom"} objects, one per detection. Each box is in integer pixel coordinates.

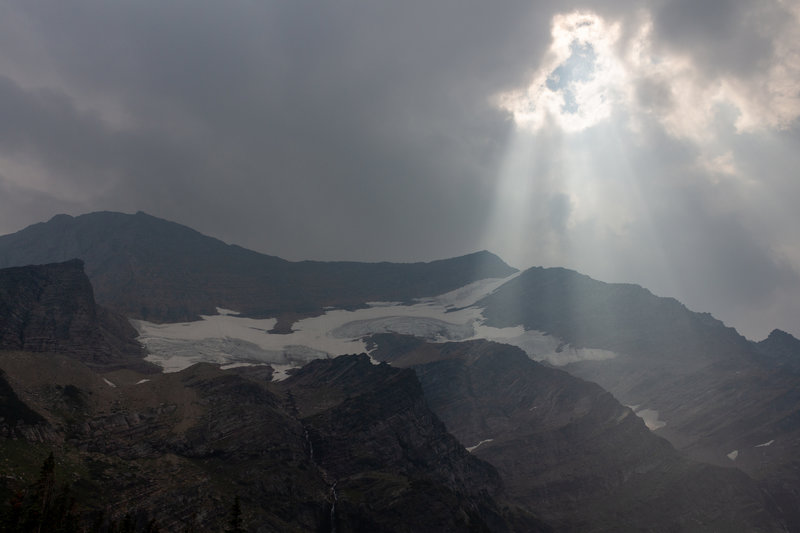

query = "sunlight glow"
[
  {"left": 495, "top": 12, "right": 625, "bottom": 133},
  {"left": 497, "top": 8, "right": 800, "bottom": 138}
]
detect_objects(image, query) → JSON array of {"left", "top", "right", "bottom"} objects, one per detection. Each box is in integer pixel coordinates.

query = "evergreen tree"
[
  {"left": 0, "top": 452, "right": 78, "bottom": 532},
  {"left": 225, "top": 496, "right": 246, "bottom": 533}
]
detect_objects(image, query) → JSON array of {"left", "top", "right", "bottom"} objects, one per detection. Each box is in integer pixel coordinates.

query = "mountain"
[
  {"left": 0, "top": 262, "right": 543, "bottom": 531},
  {"left": 0, "top": 211, "right": 517, "bottom": 325},
  {"left": 0, "top": 259, "right": 148, "bottom": 371},
  {"left": 0, "top": 261, "right": 784, "bottom": 530},
  {"left": 368, "top": 334, "right": 786, "bottom": 531},
  {"left": 3, "top": 212, "right": 800, "bottom": 530},
  {"left": 477, "top": 265, "right": 800, "bottom": 530},
  {"left": 478, "top": 266, "right": 753, "bottom": 364}
]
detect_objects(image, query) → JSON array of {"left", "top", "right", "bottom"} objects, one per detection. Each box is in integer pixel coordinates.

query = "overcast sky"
[{"left": 0, "top": 0, "right": 799, "bottom": 340}]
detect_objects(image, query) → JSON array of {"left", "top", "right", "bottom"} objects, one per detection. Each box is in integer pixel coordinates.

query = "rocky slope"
[
  {"left": 0, "top": 350, "right": 548, "bottom": 532},
  {"left": 0, "top": 260, "right": 147, "bottom": 371},
  {"left": 274, "top": 354, "right": 547, "bottom": 532},
  {"left": 478, "top": 266, "right": 800, "bottom": 530},
  {"left": 369, "top": 334, "right": 787, "bottom": 531},
  {"left": 0, "top": 211, "right": 517, "bottom": 324},
  {"left": 0, "top": 258, "right": 538, "bottom": 532}
]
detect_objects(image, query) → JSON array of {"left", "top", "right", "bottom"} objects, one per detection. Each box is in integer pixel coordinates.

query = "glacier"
[{"left": 135, "top": 272, "right": 620, "bottom": 375}]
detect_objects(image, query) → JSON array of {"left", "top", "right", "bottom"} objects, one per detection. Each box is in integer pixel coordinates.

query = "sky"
[{"left": 0, "top": 0, "right": 799, "bottom": 340}]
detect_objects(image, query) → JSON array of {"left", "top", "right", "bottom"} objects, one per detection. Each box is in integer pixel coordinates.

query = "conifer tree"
[{"left": 225, "top": 496, "right": 246, "bottom": 533}]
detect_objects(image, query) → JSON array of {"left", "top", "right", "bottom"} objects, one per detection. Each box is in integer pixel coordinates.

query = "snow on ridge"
[
  {"left": 429, "top": 272, "right": 521, "bottom": 309},
  {"left": 755, "top": 439, "right": 775, "bottom": 448}
]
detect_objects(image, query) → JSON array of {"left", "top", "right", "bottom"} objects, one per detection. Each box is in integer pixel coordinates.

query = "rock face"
[
  {"left": 0, "top": 211, "right": 517, "bottom": 323},
  {"left": 0, "top": 260, "right": 147, "bottom": 370},
  {"left": 0, "top": 351, "right": 545, "bottom": 532},
  {"left": 0, "top": 352, "right": 328, "bottom": 531},
  {"left": 275, "top": 354, "right": 547, "bottom": 532},
  {"left": 369, "top": 335, "right": 788, "bottom": 532}
]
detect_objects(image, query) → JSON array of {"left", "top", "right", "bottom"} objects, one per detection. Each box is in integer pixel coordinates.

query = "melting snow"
[
  {"left": 755, "top": 439, "right": 775, "bottom": 448},
  {"left": 135, "top": 272, "right": 619, "bottom": 373}
]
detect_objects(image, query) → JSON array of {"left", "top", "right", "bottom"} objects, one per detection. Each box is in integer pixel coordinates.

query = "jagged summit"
[
  {"left": 761, "top": 328, "right": 799, "bottom": 344},
  {"left": 755, "top": 328, "right": 800, "bottom": 369}
]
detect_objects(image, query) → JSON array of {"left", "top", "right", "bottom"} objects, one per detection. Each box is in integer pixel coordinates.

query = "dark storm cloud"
[
  {"left": 0, "top": 0, "right": 798, "bottom": 338},
  {"left": 0, "top": 1, "right": 562, "bottom": 261}
]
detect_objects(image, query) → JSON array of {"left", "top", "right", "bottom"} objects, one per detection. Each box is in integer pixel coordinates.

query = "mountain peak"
[
  {"left": 764, "top": 328, "right": 798, "bottom": 342},
  {"left": 756, "top": 328, "right": 800, "bottom": 363},
  {"left": 47, "top": 213, "right": 75, "bottom": 224}
]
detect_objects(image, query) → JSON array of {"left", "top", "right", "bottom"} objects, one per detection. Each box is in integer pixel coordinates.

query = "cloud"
[{"left": 0, "top": 1, "right": 798, "bottom": 339}]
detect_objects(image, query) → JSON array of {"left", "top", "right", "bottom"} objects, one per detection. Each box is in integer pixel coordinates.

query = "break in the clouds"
[{"left": 0, "top": 0, "right": 798, "bottom": 340}]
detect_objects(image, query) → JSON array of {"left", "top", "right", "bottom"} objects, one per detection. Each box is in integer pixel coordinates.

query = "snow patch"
[
  {"left": 755, "top": 439, "right": 775, "bottom": 448},
  {"left": 103, "top": 378, "right": 116, "bottom": 388},
  {"left": 627, "top": 406, "right": 666, "bottom": 430},
  {"left": 727, "top": 450, "right": 739, "bottom": 461},
  {"left": 135, "top": 379, "right": 150, "bottom": 385},
  {"left": 270, "top": 364, "right": 297, "bottom": 382},
  {"left": 219, "top": 362, "right": 262, "bottom": 370},
  {"left": 474, "top": 326, "right": 618, "bottom": 366},
  {"left": 466, "top": 439, "right": 494, "bottom": 452}
]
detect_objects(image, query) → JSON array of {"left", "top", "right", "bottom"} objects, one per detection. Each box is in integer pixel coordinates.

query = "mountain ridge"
[{"left": 0, "top": 211, "right": 517, "bottom": 324}]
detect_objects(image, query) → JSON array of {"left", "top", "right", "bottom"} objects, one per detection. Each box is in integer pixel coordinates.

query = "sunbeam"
[{"left": 483, "top": 9, "right": 685, "bottom": 315}]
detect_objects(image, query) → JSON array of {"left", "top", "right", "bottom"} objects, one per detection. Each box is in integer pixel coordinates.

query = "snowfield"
[{"left": 135, "top": 273, "right": 620, "bottom": 375}]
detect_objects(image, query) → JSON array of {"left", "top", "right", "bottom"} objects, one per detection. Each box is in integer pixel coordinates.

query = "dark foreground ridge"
[{"left": 0, "top": 349, "right": 547, "bottom": 531}]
